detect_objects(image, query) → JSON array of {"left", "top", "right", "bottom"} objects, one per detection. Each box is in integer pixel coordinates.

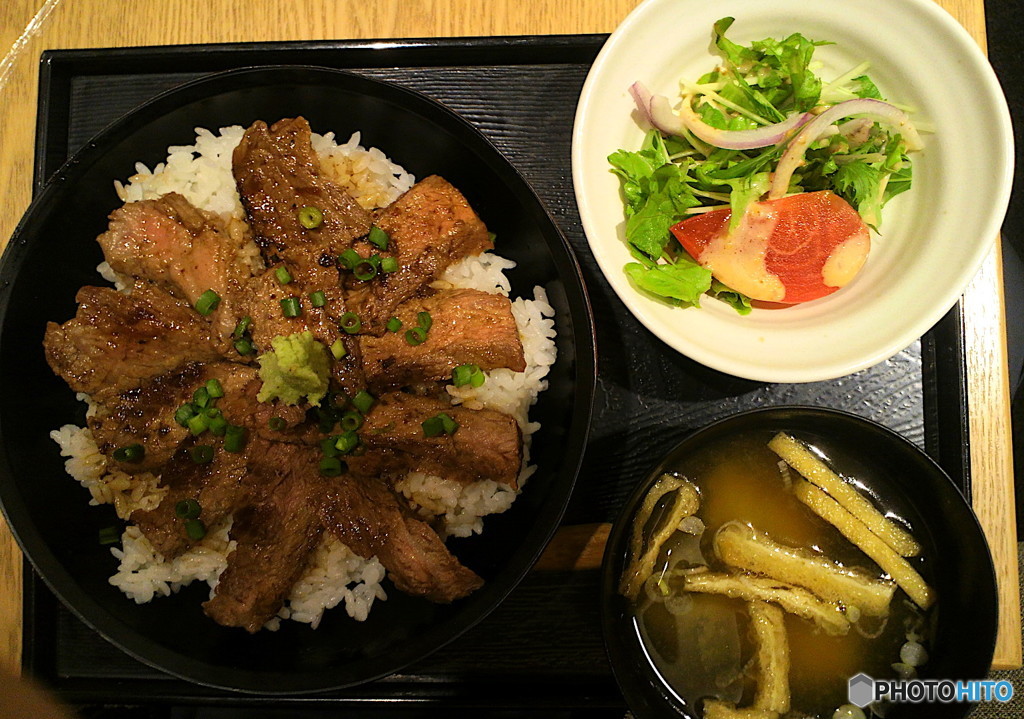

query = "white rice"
[{"left": 52, "top": 125, "right": 557, "bottom": 628}]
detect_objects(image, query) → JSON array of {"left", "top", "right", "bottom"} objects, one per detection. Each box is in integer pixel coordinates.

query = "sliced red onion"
[
  {"left": 769, "top": 98, "right": 924, "bottom": 199},
  {"left": 629, "top": 82, "right": 811, "bottom": 150}
]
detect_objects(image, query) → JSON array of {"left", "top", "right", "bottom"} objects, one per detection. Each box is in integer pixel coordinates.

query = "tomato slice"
[{"left": 670, "top": 191, "right": 870, "bottom": 304}]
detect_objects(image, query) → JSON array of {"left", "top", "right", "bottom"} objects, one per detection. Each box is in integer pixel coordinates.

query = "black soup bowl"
[
  {"left": 601, "top": 407, "right": 996, "bottom": 719},
  {"left": 0, "top": 66, "right": 596, "bottom": 693}
]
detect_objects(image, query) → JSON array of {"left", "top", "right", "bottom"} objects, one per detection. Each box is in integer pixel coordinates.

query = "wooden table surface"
[{"left": 0, "top": 0, "right": 1019, "bottom": 683}]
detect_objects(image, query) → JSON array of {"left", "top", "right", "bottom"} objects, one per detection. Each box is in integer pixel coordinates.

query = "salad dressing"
[
  {"left": 822, "top": 234, "right": 871, "bottom": 289},
  {"left": 700, "top": 203, "right": 785, "bottom": 302}
]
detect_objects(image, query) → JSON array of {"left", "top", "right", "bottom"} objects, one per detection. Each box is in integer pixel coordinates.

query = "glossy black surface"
[
  {"left": 0, "top": 65, "right": 596, "bottom": 693},
  {"left": 602, "top": 407, "right": 997, "bottom": 719},
  {"left": 14, "top": 36, "right": 978, "bottom": 711}
]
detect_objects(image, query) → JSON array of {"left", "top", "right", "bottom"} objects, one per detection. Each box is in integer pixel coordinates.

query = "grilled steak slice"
[
  {"left": 232, "top": 116, "right": 373, "bottom": 268},
  {"left": 131, "top": 435, "right": 252, "bottom": 558},
  {"left": 89, "top": 362, "right": 308, "bottom": 475},
  {"left": 348, "top": 176, "right": 491, "bottom": 332},
  {"left": 203, "top": 443, "right": 323, "bottom": 632},
  {"left": 237, "top": 264, "right": 365, "bottom": 395},
  {"left": 316, "top": 474, "right": 483, "bottom": 602},
  {"left": 96, "top": 193, "right": 256, "bottom": 340},
  {"left": 359, "top": 289, "right": 525, "bottom": 390},
  {"left": 44, "top": 284, "right": 221, "bottom": 396},
  {"left": 351, "top": 392, "right": 522, "bottom": 487},
  {"left": 232, "top": 117, "right": 371, "bottom": 392}
]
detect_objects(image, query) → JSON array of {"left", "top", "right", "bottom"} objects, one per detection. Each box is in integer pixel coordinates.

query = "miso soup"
[{"left": 622, "top": 429, "right": 933, "bottom": 719}]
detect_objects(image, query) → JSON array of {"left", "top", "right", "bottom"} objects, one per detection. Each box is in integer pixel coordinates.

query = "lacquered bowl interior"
[
  {"left": 601, "top": 407, "right": 996, "bottom": 719},
  {"left": 0, "top": 66, "right": 595, "bottom": 693}
]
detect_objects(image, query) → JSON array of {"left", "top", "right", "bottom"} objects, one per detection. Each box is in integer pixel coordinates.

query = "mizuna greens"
[{"left": 609, "top": 17, "right": 922, "bottom": 313}]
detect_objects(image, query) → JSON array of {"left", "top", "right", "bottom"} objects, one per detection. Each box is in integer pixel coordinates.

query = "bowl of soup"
[{"left": 601, "top": 407, "right": 997, "bottom": 719}]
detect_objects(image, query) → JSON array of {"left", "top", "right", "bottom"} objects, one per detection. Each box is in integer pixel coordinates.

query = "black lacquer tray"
[{"left": 22, "top": 36, "right": 969, "bottom": 715}]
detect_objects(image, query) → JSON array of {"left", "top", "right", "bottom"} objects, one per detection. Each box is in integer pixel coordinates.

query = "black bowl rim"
[
  {"left": 0, "top": 64, "right": 597, "bottom": 693},
  {"left": 599, "top": 405, "right": 998, "bottom": 719}
]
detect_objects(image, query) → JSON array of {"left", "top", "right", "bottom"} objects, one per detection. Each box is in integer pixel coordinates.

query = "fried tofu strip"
[
  {"left": 794, "top": 480, "right": 935, "bottom": 610},
  {"left": 681, "top": 571, "right": 850, "bottom": 635},
  {"left": 620, "top": 474, "right": 700, "bottom": 599},
  {"left": 768, "top": 432, "right": 921, "bottom": 557},
  {"left": 703, "top": 700, "right": 778, "bottom": 719},
  {"left": 749, "top": 602, "right": 790, "bottom": 714},
  {"left": 715, "top": 522, "right": 896, "bottom": 616}
]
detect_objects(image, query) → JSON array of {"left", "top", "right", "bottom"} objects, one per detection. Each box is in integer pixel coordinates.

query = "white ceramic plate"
[{"left": 572, "top": 0, "right": 1013, "bottom": 383}]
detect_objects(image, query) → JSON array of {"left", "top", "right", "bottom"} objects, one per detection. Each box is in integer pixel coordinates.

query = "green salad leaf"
[{"left": 609, "top": 18, "right": 921, "bottom": 312}]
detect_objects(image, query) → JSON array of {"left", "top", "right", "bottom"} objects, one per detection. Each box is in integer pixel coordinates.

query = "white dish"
[{"left": 572, "top": 0, "right": 1013, "bottom": 383}]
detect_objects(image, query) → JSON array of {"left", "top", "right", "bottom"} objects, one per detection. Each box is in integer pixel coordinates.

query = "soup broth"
[{"left": 626, "top": 430, "right": 931, "bottom": 718}]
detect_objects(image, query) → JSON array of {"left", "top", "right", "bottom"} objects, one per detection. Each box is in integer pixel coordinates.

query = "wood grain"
[{"left": 0, "top": 0, "right": 1018, "bottom": 678}]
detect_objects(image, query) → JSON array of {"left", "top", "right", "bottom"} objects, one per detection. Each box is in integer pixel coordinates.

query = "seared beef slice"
[
  {"left": 232, "top": 116, "right": 372, "bottom": 266},
  {"left": 232, "top": 117, "right": 370, "bottom": 390},
  {"left": 44, "top": 284, "right": 221, "bottom": 396},
  {"left": 88, "top": 362, "right": 282, "bottom": 474},
  {"left": 203, "top": 443, "right": 324, "bottom": 632},
  {"left": 359, "top": 288, "right": 525, "bottom": 390},
  {"left": 350, "top": 176, "right": 491, "bottom": 330},
  {"left": 96, "top": 193, "right": 255, "bottom": 339},
  {"left": 354, "top": 393, "right": 522, "bottom": 487},
  {"left": 316, "top": 474, "right": 483, "bottom": 602}
]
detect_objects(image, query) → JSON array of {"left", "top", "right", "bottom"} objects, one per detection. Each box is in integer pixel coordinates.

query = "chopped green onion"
[
  {"left": 268, "top": 416, "right": 287, "bottom": 431},
  {"left": 204, "top": 407, "right": 221, "bottom": 419},
  {"left": 309, "top": 290, "right": 327, "bottom": 307},
  {"left": 298, "top": 205, "right": 323, "bottom": 229},
  {"left": 421, "top": 415, "right": 445, "bottom": 438},
  {"left": 334, "top": 431, "right": 359, "bottom": 454},
  {"left": 174, "top": 404, "right": 197, "bottom": 427},
  {"left": 189, "top": 445, "right": 215, "bottom": 464},
  {"left": 205, "top": 378, "right": 224, "bottom": 399},
  {"left": 232, "top": 316, "right": 252, "bottom": 339},
  {"left": 368, "top": 225, "right": 390, "bottom": 250},
  {"left": 338, "top": 249, "right": 362, "bottom": 270},
  {"left": 353, "top": 260, "right": 379, "bottom": 281},
  {"left": 330, "top": 338, "right": 348, "bottom": 360},
  {"left": 208, "top": 414, "right": 228, "bottom": 436},
  {"left": 440, "top": 413, "right": 459, "bottom": 435},
  {"left": 280, "top": 297, "right": 302, "bottom": 318},
  {"left": 319, "top": 457, "right": 345, "bottom": 477},
  {"left": 451, "top": 363, "right": 480, "bottom": 387},
  {"left": 98, "top": 526, "right": 121, "bottom": 546},
  {"left": 340, "top": 411, "right": 363, "bottom": 432},
  {"left": 470, "top": 370, "right": 486, "bottom": 388},
  {"left": 386, "top": 317, "right": 402, "bottom": 333},
  {"left": 381, "top": 256, "right": 399, "bottom": 273},
  {"left": 405, "top": 327, "right": 427, "bottom": 346},
  {"left": 320, "top": 436, "right": 340, "bottom": 458},
  {"left": 339, "top": 312, "right": 361, "bottom": 334},
  {"left": 194, "top": 289, "right": 221, "bottom": 316},
  {"left": 487, "top": 231, "right": 497, "bottom": 244},
  {"left": 234, "top": 338, "right": 255, "bottom": 356},
  {"left": 417, "top": 311, "right": 433, "bottom": 331},
  {"left": 193, "top": 386, "right": 210, "bottom": 408},
  {"left": 422, "top": 412, "right": 459, "bottom": 437},
  {"left": 112, "top": 444, "right": 145, "bottom": 462},
  {"left": 174, "top": 498, "right": 201, "bottom": 520},
  {"left": 224, "top": 424, "right": 248, "bottom": 453},
  {"left": 352, "top": 390, "right": 375, "bottom": 415},
  {"left": 275, "top": 266, "right": 293, "bottom": 285},
  {"left": 184, "top": 518, "right": 207, "bottom": 541},
  {"left": 187, "top": 413, "right": 209, "bottom": 435}
]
